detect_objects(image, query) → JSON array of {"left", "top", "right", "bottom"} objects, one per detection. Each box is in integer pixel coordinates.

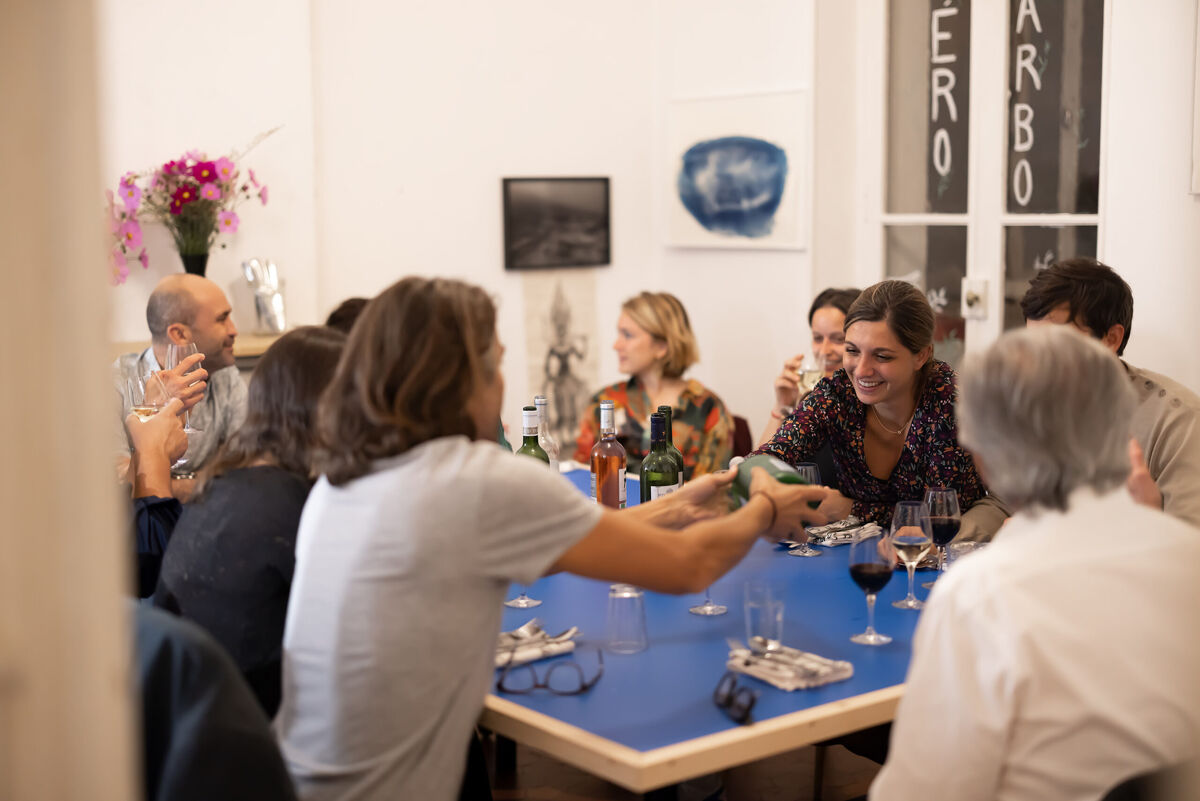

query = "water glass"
[
  {"left": 606, "top": 584, "right": 648, "bottom": 654},
  {"left": 743, "top": 582, "right": 784, "bottom": 653}
]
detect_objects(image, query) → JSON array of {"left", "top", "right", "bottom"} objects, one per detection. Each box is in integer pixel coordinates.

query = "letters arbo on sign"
[{"left": 1010, "top": 0, "right": 1043, "bottom": 208}]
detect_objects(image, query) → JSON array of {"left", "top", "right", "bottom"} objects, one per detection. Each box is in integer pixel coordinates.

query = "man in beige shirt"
[{"left": 1022, "top": 258, "right": 1200, "bottom": 529}]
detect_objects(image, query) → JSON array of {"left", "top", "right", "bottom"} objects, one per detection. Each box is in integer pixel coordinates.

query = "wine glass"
[
  {"left": 849, "top": 529, "right": 894, "bottom": 645},
  {"left": 165, "top": 342, "right": 202, "bottom": 434},
  {"left": 786, "top": 462, "right": 822, "bottom": 558},
  {"left": 922, "top": 487, "right": 961, "bottom": 589},
  {"left": 689, "top": 586, "right": 727, "bottom": 616},
  {"left": 124, "top": 369, "right": 164, "bottom": 422},
  {"left": 505, "top": 585, "right": 542, "bottom": 609},
  {"left": 890, "top": 500, "right": 933, "bottom": 610},
  {"left": 798, "top": 364, "right": 824, "bottom": 394}
]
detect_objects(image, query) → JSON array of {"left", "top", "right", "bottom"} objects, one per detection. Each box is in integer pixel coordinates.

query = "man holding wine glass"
[
  {"left": 869, "top": 326, "right": 1200, "bottom": 801},
  {"left": 113, "top": 274, "right": 247, "bottom": 498}
]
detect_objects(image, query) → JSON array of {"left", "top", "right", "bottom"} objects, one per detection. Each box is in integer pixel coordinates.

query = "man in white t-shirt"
[
  {"left": 870, "top": 327, "right": 1200, "bottom": 801},
  {"left": 273, "top": 276, "right": 832, "bottom": 801}
]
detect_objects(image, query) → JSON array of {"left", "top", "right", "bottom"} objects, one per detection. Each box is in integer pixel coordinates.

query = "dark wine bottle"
[
  {"left": 590, "top": 400, "right": 627, "bottom": 508},
  {"left": 640, "top": 413, "right": 682, "bottom": 502},
  {"left": 656, "top": 404, "right": 686, "bottom": 483},
  {"left": 514, "top": 405, "right": 550, "bottom": 464}
]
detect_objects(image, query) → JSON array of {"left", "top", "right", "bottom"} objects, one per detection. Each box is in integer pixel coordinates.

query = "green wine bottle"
[
  {"left": 514, "top": 405, "right": 550, "bottom": 464},
  {"left": 656, "top": 404, "right": 686, "bottom": 483},
  {"left": 640, "top": 413, "right": 682, "bottom": 502},
  {"left": 730, "top": 453, "right": 812, "bottom": 503}
]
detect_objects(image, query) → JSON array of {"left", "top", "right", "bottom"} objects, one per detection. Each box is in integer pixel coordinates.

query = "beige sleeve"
[
  {"left": 1143, "top": 399, "right": 1200, "bottom": 531},
  {"left": 958, "top": 493, "right": 1012, "bottom": 543}
]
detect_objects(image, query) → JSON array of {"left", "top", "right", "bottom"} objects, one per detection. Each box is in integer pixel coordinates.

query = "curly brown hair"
[
  {"left": 196, "top": 325, "right": 347, "bottom": 495},
  {"left": 315, "top": 276, "right": 498, "bottom": 486}
]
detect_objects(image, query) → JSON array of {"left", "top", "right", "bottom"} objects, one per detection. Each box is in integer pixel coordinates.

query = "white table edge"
[{"left": 480, "top": 684, "right": 904, "bottom": 793}]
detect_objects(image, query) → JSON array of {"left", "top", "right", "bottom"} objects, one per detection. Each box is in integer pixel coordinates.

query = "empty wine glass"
[
  {"left": 505, "top": 585, "right": 542, "bottom": 609},
  {"left": 786, "top": 462, "right": 822, "bottom": 558},
  {"left": 689, "top": 586, "right": 727, "bottom": 616},
  {"left": 890, "top": 500, "right": 933, "bottom": 610},
  {"left": 922, "top": 487, "right": 961, "bottom": 589},
  {"left": 849, "top": 529, "right": 894, "bottom": 645},
  {"left": 165, "top": 342, "right": 202, "bottom": 434}
]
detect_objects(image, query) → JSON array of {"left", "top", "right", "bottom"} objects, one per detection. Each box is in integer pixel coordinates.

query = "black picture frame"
[{"left": 502, "top": 177, "right": 611, "bottom": 270}]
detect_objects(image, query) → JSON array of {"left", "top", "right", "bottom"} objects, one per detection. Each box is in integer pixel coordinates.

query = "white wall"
[
  {"left": 311, "top": 0, "right": 817, "bottom": 437},
  {"left": 1103, "top": 0, "right": 1200, "bottom": 392},
  {"left": 97, "top": 0, "right": 319, "bottom": 343}
]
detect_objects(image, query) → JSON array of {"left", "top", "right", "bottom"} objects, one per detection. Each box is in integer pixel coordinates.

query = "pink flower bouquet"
[{"left": 108, "top": 129, "right": 274, "bottom": 285}]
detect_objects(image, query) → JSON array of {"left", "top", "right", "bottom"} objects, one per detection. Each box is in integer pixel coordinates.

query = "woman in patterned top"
[
  {"left": 756, "top": 280, "right": 1007, "bottom": 536},
  {"left": 574, "top": 292, "right": 732, "bottom": 481}
]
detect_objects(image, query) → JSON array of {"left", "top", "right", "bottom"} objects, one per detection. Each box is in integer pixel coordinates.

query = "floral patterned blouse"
[
  {"left": 574, "top": 377, "right": 733, "bottom": 481},
  {"left": 754, "top": 360, "right": 986, "bottom": 526}
]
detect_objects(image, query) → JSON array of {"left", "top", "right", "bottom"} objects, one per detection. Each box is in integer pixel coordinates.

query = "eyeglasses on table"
[
  {"left": 496, "top": 647, "right": 604, "bottom": 695},
  {"left": 713, "top": 671, "right": 758, "bottom": 725}
]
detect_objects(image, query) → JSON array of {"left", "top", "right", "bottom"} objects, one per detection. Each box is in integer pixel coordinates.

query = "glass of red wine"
[
  {"left": 922, "top": 488, "right": 961, "bottom": 589},
  {"left": 849, "top": 529, "right": 894, "bottom": 645}
]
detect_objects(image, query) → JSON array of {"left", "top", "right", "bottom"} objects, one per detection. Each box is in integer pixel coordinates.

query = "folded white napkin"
[
  {"left": 726, "top": 644, "right": 854, "bottom": 691},
  {"left": 495, "top": 619, "right": 580, "bottom": 668},
  {"left": 804, "top": 517, "right": 881, "bottom": 547}
]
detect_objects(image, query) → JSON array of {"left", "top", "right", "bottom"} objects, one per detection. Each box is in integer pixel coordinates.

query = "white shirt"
[
  {"left": 870, "top": 487, "right": 1200, "bottom": 801},
  {"left": 275, "top": 436, "right": 601, "bottom": 801}
]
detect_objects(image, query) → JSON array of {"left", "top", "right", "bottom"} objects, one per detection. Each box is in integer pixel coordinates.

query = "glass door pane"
[
  {"left": 887, "top": 0, "right": 971, "bottom": 213},
  {"left": 1006, "top": 0, "right": 1104, "bottom": 212},
  {"left": 885, "top": 225, "right": 968, "bottom": 367},
  {"left": 1002, "top": 225, "right": 1098, "bottom": 329}
]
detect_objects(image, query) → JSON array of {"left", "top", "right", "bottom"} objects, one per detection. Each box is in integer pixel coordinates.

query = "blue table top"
[{"left": 496, "top": 470, "right": 925, "bottom": 753}]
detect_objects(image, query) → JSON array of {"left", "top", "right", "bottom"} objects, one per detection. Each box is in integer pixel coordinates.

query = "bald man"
[{"left": 115, "top": 275, "right": 248, "bottom": 493}]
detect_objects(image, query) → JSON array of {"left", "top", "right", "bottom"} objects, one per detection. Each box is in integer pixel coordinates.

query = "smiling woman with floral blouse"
[{"left": 755, "top": 280, "right": 1008, "bottom": 538}]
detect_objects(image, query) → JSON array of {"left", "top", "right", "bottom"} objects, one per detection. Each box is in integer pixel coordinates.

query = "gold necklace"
[{"left": 872, "top": 405, "right": 913, "bottom": 436}]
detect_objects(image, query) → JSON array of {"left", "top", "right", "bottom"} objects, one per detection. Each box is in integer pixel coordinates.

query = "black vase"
[{"left": 180, "top": 252, "right": 209, "bottom": 276}]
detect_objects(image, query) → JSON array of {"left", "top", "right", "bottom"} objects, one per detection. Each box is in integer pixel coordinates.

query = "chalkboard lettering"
[{"left": 926, "top": 0, "right": 970, "bottom": 213}]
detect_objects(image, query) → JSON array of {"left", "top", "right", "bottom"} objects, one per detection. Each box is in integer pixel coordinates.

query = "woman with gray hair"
[
  {"left": 957, "top": 325, "right": 1135, "bottom": 511},
  {"left": 870, "top": 324, "right": 1200, "bottom": 801}
]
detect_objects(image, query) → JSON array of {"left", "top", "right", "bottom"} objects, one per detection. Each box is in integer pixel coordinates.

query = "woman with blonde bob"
[
  {"left": 274, "top": 276, "right": 830, "bottom": 801},
  {"left": 575, "top": 291, "right": 732, "bottom": 480}
]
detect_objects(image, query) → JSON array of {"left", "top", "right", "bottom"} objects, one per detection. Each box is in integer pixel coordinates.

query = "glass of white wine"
[
  {"left": 889, "top": 500, "right": 933, "bottom": 610},
  {"left": 125, "top": 370, "right": 164, "bottom": 421},
  {"left": 797, "top": 364, "right": 824, "bottom": 394},
  {"left": 166, "top": 342, "right": 203, "bottom": 434}
]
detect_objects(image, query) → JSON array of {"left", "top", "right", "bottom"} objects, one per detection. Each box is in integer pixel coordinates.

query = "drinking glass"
[
  {"left": 504, "top": 585, "right": 542, "bottom": 609},
  {"left": 124, "top": 370, "right": 164, "bottom": 422},
  {"left": 743, "top": 582, "right": 784, "bottom": 653},
  {"left": 849, "top": 528, "right": 894, "bottom": 645},
  {"left": 786, "top": 462, "right": 822, "bottom": 558},
  {"left": 689, "top": 586, "right": 727, "bottom": 616},
  {"left": 165, "top": 342, "right": 202, "bottom": 433},
  {"left": 798, "top": 365, "right": 824, "bottom": 394},
  {"left": 922, "top": 487, "right": 961, "bottom": 589},
  {"left": 890, "top": 500, "right": 933, "bottom": 610},
  {"left": 606, "top": 584, "right": 648, "bottom": 654}
]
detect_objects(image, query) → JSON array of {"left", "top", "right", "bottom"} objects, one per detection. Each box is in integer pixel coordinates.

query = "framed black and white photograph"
[{"left": 502, "top": 177, "right": 611, "bottom": 270}]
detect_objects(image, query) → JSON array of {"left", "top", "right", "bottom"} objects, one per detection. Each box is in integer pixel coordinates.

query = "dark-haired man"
[
  {"left": 114, "top": 274, "right": 248, "bottom": 494},
  {"left": 1022, "top": 258, "right": 1200, "bottom": 529}
]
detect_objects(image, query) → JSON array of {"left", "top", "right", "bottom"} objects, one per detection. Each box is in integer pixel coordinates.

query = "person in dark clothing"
[
  {"left": 135, "top": 603, "right": 296, "bottom": 801},
  {"left": 125, "top": 396, "right": 189, "bottom": 597},
  {"left": 154, "top": 326, "right": 346, "bottom": 716}
]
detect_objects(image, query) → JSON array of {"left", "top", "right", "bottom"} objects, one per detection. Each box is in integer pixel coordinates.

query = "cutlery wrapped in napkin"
[
  {"left": 802, "top": 517, "right": 881, "bottom": 547},
  {"left": 495, "top": 619, "right": 580, "bottom": 668},
  {"left": 725, "top": 639, "right": 854, "bottom": 691}
]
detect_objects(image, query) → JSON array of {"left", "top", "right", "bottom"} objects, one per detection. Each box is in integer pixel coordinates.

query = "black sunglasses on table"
[
  {"left": 713, "top": 671, "right": 758, "bottom": 725},
  {"left": 495, "top": 647, "right": 604, "bottom": 695}
]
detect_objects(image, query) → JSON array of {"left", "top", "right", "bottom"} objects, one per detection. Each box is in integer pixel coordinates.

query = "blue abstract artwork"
[{"left": 676, "top": 136, "right": 788, "bottom": 238}]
